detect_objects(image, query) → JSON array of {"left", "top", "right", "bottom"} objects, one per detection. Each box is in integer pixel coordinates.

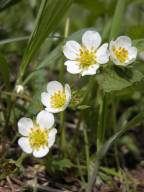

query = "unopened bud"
[{"left": 15, "top": 85, "right": 24, "bottom": 94}]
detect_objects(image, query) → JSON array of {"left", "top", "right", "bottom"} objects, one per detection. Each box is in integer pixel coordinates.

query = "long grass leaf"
[
  {"left": 109, "top": 0, "right": 126, "bottom": 40},
  {"left": 87, "top": 111, "right": 144, "bottom": 192},
  {"left": 17, "top": 0, "right": 73, "bottom": 84}
]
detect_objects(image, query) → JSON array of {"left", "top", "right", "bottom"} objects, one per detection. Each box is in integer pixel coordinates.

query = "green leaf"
[
  {"left": 109, "top": 0, "right": 126, "bottom": 40},
  {"left": 52, "top": 158, "right": 73, "bottom": 171},
  {"left": 96, "top": 66, "right": 144, "bottom": 93},
  {"left": 37, "top": 46, "right": 63, "bottom": 70},
  {"left": 0, "top": 53, "right": 10, "bottom": 90},
  {"left": 18, "top": 0, "right": 73, "bottom": 83},
  {"left": 27, "top": 69, "right": 46, "bottom": 114},
  {"left": 133, "top": 39, "right": 144, "bottom": 51}
]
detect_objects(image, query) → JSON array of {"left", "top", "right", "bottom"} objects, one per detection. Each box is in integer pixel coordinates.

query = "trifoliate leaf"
[{"left": 96, "top": 66, "right": 144, "bottom": 93}]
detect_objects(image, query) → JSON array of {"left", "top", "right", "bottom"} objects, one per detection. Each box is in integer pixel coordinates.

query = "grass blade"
[
  {"left": 17, "top": 0, "right": 73, "bottom": 84},
  {"left": 109, "top": 0, "right": 126, "bottom": 40},
  {"left": 87, "top": 111, "right": 144, "bottom": 192}
]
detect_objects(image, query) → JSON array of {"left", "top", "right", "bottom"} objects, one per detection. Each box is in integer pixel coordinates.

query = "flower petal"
[
  {"left": 47, "top": 84, "right": 71, "bottom": 113},
  {"left": 48, "top": 128, "right": 57, "bottom": 148},
  {"left": 63, "top": 84, "right": 71, "bottom": 109},
  {"left": 33, "top": 147, "right": 49, "bottom": 158},
  {"left": 115, "top": 36, "right": 132, "bottom": 47},
  {"left": 82, "top": 30, "right": 101, "bottom": 50},
  {"left": 18, "top": 137, "right": 32, "bottom": 153},
  {"left": 63, "top": 40, "right": 81, "bottom": 60},
  {"left": 64, "top": 60, "right": 81, "bottom": 74},
  {"left": 47, "top": 81, "right": 63, "bottom": 93},
  {"left": 109, "top": 41, "right": 116, "bottom": 59},
  {"left": 41, "top": 92, "right": 51, "bottom": 108},
  {"left": 45, "top": 107, "right": 62, "bottom": 113},
  {"left": 96, "top": 43, "right": 109, "bottom": 64},
  {"left": 124, "top": 47, "right": 137, "bottom": 66},
  {"left": 128, "top": 46, "right": 137, "bottom": 60},
  {"left": 109, "top": 40, "right": 123, "bottom": 65},
  {"left": 81, "top": 64, "right": 99, "bottom": 76},
  {"left": 36, "top": 110, "right": 54, "bottom": 129},
  {"left": 18, "top": 117, "right": 33, "bottom": 136}
]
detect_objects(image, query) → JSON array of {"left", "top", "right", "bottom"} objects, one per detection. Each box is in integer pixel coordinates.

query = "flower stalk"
[
  {"left": 59, "top": 17, "right": 70, "bottom": 154},
  {"left": 60, "top": 111, "right": 66, "bottom": 152},
  {"left": 83, "top": 125, "right": 90, "bottom": 182}
]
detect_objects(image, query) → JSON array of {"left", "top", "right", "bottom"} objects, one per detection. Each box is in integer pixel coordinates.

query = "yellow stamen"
[
  {"left": 51, "top": 90, "right": 66, "bottom": 108},
  {"left": 78, "top": 47, "right": 96, "bottom": 69},
  {"left": 29, "top": 126, "right": 48, "bottom": 150},
  {"left": 113, "top": 47, "right": 128, "bottom": 63}
]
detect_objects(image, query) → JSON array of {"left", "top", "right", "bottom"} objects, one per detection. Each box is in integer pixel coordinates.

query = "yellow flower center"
[
  {"left": 113, "top": 47, "right": 128, "bottom": 63},
  {"left": 78, "top": 48, "right": 96, "bottom": 69},
  {"left": 50, "top": 90, "right": 66, "bottom": 108},
  {"left": 29, "top": 126, "right": 48, "bottom": 150}
]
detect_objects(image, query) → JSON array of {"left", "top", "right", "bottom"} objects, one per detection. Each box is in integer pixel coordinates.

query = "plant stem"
[
  {"left": 88, "top": 0, "right": 127, "bottom": 189},
  {"left": 0, "top": 36, "right": 29, "bottom": 45},
  {"left": 16, "top": 153, "right": 27, "bottom": 165},
  {"left": 72, "top": 116, "right": 81, "bottom": 157},
  {"left": 60, "top": 111, "right": 66, "bottom": 152},
  {"left": 2, "top": 133, "right": 19, "bottom": 159},
  {"left": 83, "top": 125, "right": 90, "bottom": 182},
  {"left": 83, "top": 76, "right": 95, "bottom": 103},
  {"left": 112, "top": 99, "right": 121, "bottom": 170},
  {"left": 97, "top": 93, "right": 108, "bottom": 150},
  {"left": 76, "top": 158, "right": 86, "bottom": 188},
  {"left": 33, "top": 170, "right": 38, "bottom": 192},
  {"left": 60, "top": 17, "right": 70, "bottom": 82},
  {"left": 59, "top": 17, "right": 70, "bottom": 154},
  {"left": 64, "top": 17, "right": 70, "bottom": 39}
]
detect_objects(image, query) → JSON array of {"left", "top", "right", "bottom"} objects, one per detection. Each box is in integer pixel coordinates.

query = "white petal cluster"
[
  {"left": 15, "top": 85, "right": 24, "bottom": 94},
  {"left": 18, "top": 30, "right": 138, "bottom": 159},
  {"left": 18, "top": 110, "right": 57, "bottom": 158},
  {"left": 109, "top": 36, "right": 137, "bottom": 66},
  {"left": 63, "top": 31, "right": 137, "bottom": 73},
  {"left": 18, "top": 81, "right": 71, "bottom": 158},
  {"left": 63, "top": 30, "right": 109, "bottom": 76},
  {"left": 41, "top": 81, "right": 71, "bottom": 113}
]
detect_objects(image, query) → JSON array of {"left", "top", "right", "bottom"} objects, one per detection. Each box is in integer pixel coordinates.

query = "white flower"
[
  {"left": 63, "top": 30, "right": 109, "bottom": 76},
  {"left": 18, "top": 110, "right": 57, "bottom": 158},
  {"left": 109, "top": 36, "right": 137, "bottom": 66},
  {"left": 15, "top": 85, "right": 24, "bottom": 94},
  {"left": 41, "top": 81, "right": 71, "bottom": 113}
]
